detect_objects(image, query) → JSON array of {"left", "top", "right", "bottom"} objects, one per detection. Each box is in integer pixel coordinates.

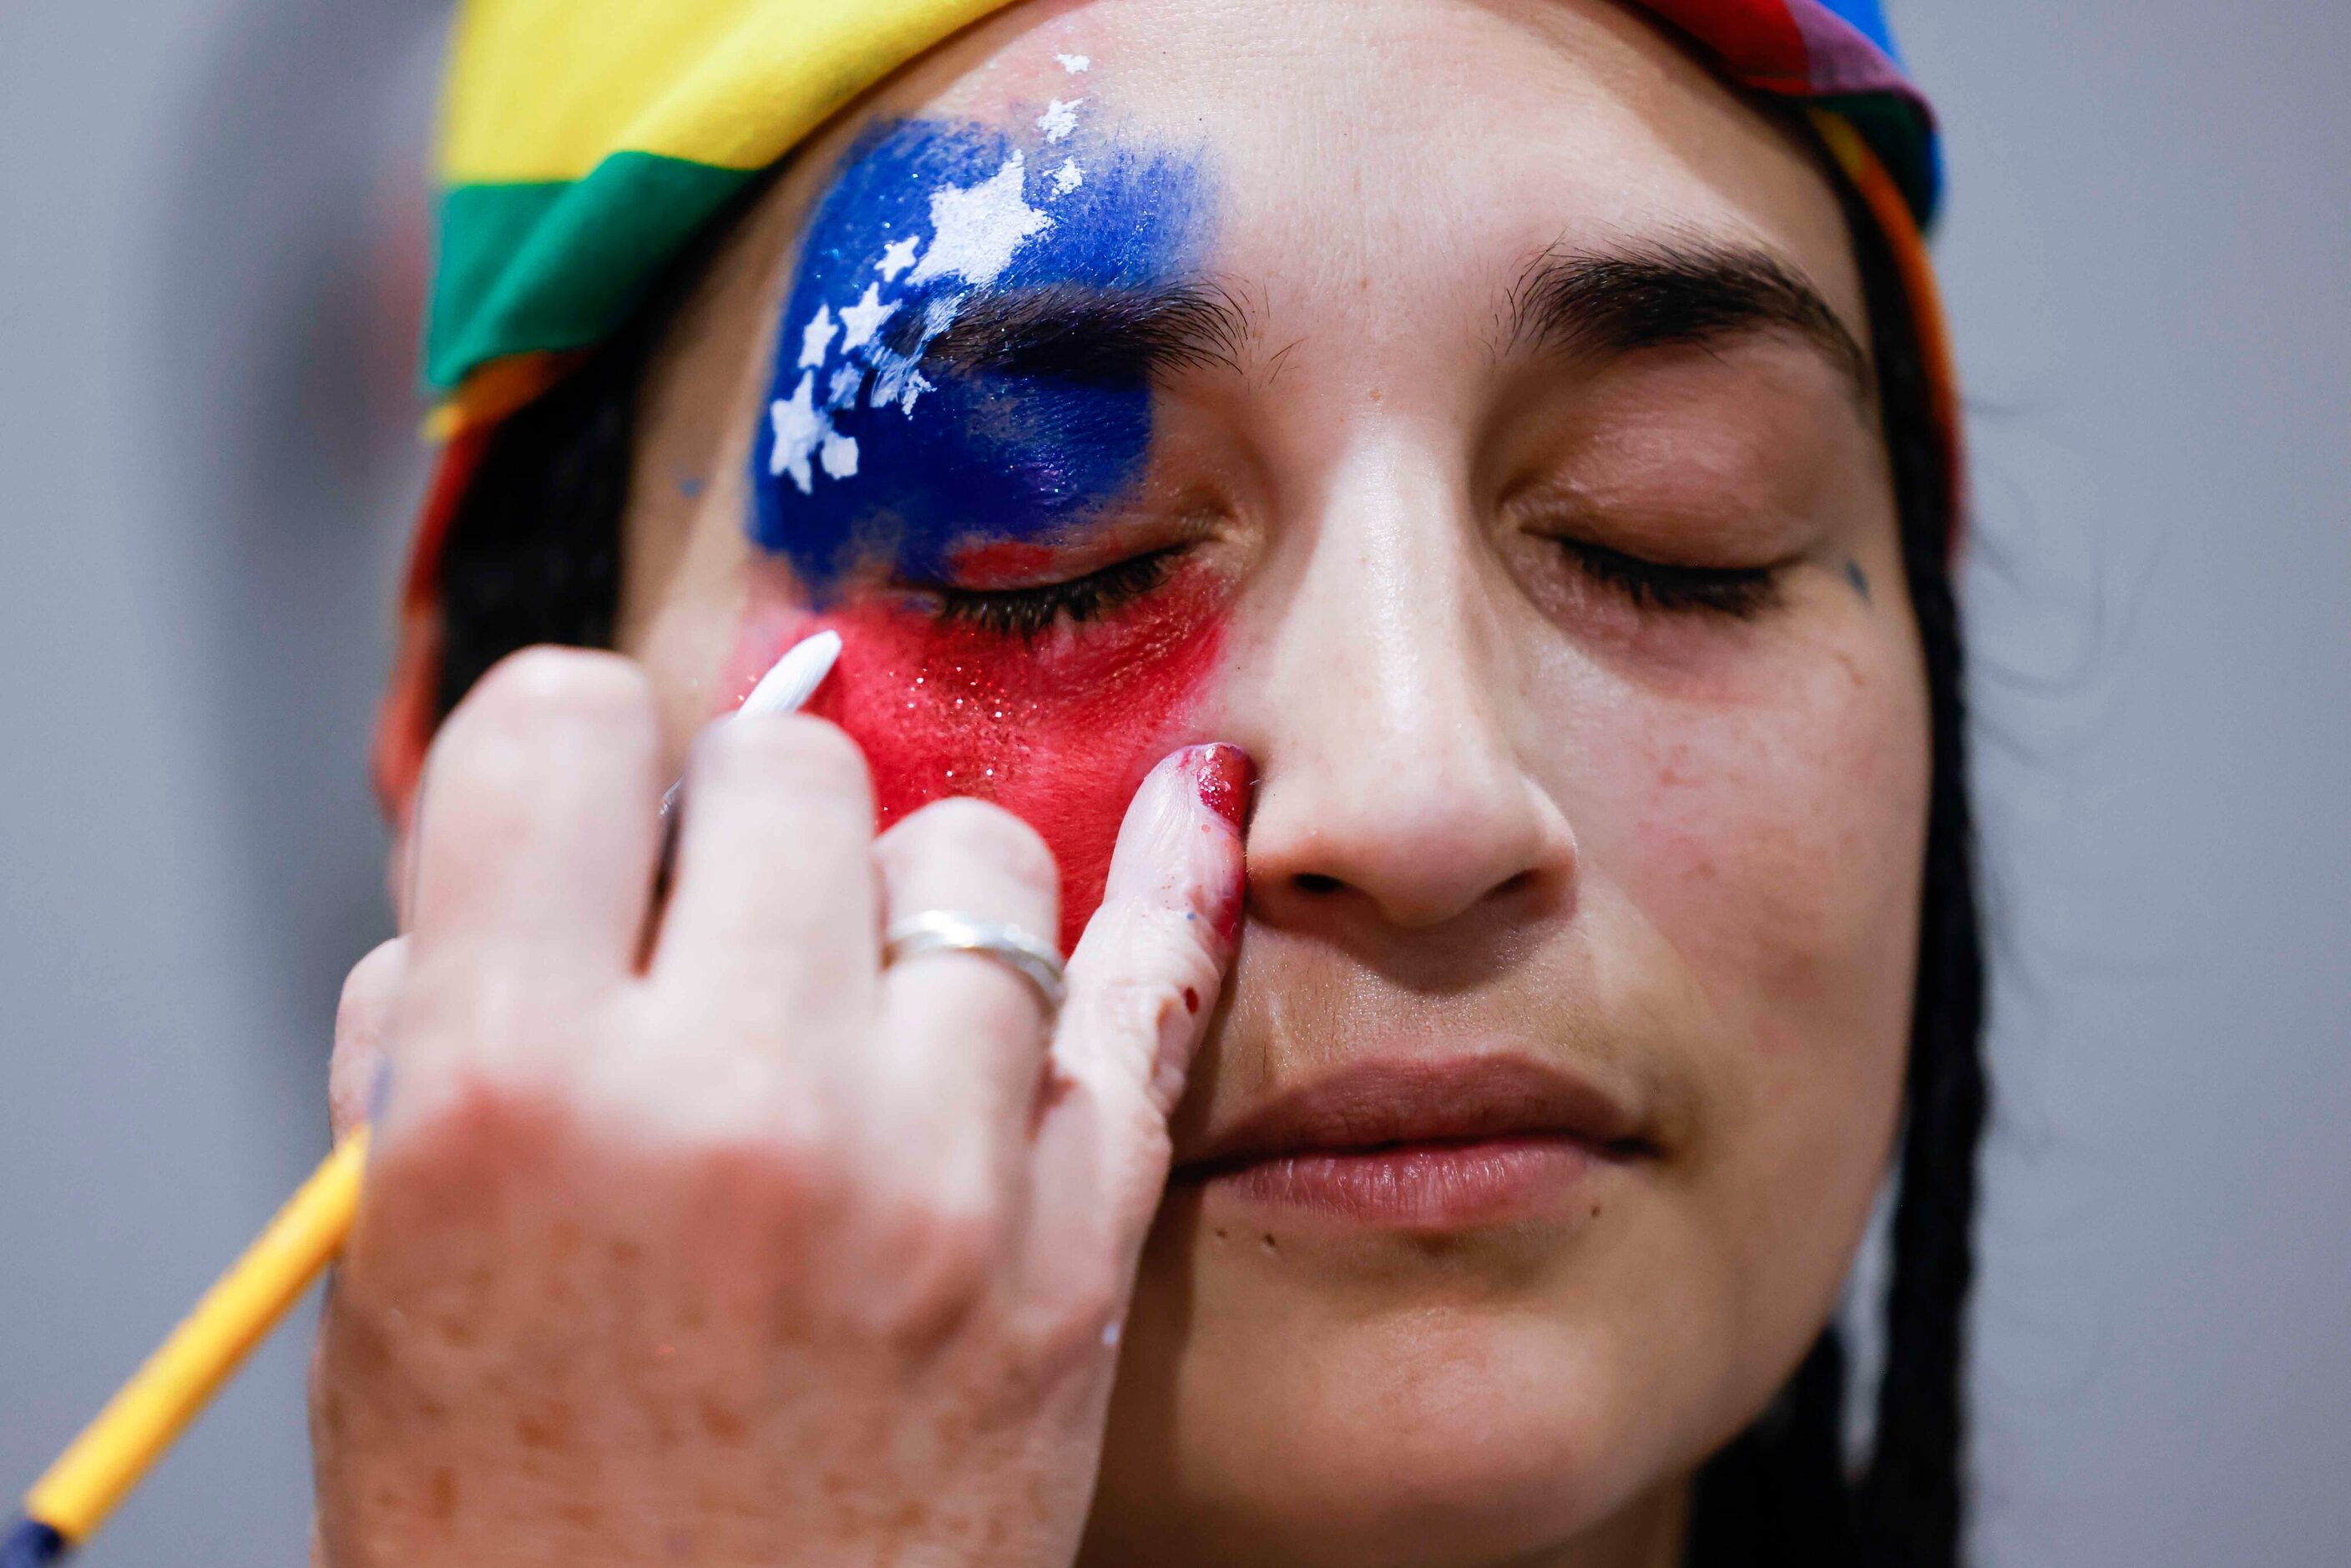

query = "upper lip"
[{"left": 1171, "top": 1053, "right": 1654, "bottom": 1176}]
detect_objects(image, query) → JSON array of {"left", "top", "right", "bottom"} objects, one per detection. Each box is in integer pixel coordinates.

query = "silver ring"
[{"left": 882, "top": 910, "right": 1067, "bottom": 1014}]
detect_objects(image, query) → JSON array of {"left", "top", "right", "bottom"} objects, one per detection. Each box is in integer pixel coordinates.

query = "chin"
[{"left": 1085, "top": 1203, "right": 1723, "bottom": 1568}]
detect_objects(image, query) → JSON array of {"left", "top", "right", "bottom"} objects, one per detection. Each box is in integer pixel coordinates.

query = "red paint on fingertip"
[
  {"left": 1193, "top": 742, "right": 1255, "bottom": 834},
  {"left": 1206, "top": 893, "right": 1244, "bottom": 948},
  {"left": 1189, "top": 743, "right": 1255, "bottom": 945},
  {"left": 1184, "top": 985, "right": 1201, "bottom": 1014},
  {"left": 1186, "top": 747, "right": 1251, "bottom": 948}
]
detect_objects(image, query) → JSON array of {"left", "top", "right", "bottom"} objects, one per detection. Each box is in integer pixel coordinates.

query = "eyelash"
[
  {"left": 923, "top": 536, "right": 1772, "bottom": 637},
  {"left": 1556, "top": 538, "right": 1780, "bottom": 619},
  {"left": 928, "top": 547, "right": 1181, "bottom": 640}
]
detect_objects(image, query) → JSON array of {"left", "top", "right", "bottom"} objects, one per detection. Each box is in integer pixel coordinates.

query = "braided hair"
[
  {"left": 1684, "top": 144, "right": 1986, "bottom": 1568},
  {"left": 427, "top": 127, "right": 1985, "bottom": 1568}
]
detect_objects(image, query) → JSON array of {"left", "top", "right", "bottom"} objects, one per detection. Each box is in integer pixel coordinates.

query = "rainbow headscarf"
[{"left": 378, "top": 0, "right": 1959, "bottom": 808}]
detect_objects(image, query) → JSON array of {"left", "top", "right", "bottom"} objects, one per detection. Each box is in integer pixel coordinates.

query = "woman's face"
[{"left": 614, "top": 0, "right": 1926, "bottom": 1560}]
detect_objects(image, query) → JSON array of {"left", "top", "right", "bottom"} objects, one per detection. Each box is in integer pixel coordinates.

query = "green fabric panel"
[
  {"left": 427, "top": 151, "right": 757, "bottom": 390},
  {"left": 424, "top": 104, "right": 1933, "bottom": 397},
  {"left": 1812, "top": 93, "right": 1939, "bottom": 228}
]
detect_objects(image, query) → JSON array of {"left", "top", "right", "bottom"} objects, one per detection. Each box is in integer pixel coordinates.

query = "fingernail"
[
  {"left": 1104, "top": 746, "right": 1253, "bottom": 950},
  {"left": 1180, "top": 745, "right": 1252, "bottom": 947},
  {"left": 1191, "top": 743, "right": 1255, "bottom": 835}
]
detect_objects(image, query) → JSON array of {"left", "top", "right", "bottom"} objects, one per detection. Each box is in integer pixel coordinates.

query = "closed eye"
[
  {"left": 918, "top": 546, "right": 1185, "bottom": 641},
  {"left": 1556, "top": 538, "right": 1780, "bottom": 619}
]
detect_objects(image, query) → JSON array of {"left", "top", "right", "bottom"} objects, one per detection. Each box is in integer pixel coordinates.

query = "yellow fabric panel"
[{"left": 440, "top": 0, "right": 1015, "bottom": 183}]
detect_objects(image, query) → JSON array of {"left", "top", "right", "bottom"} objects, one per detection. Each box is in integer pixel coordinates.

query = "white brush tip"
[{"left": 738, "top": 630, "right": 843, "bottom": 719}]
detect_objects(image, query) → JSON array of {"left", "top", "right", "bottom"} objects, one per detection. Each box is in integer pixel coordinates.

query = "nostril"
[
  {"left": 1494, "top": 869, "right": 1540, "bottom": 900},
  {"left": 1293, "top": 873, "right": 1343, "bottom": 896}
]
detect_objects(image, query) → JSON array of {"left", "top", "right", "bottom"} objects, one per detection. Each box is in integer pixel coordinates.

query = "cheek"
[
  {"left": 1576, "top": 632, "right": 1926, "bottom": 1397},
  {"left": 1602, "top": 638, "right": 1928, "bottom": 1033},
  {"left": 720, "top": 565, "right": 1229, "bottom": 955}
]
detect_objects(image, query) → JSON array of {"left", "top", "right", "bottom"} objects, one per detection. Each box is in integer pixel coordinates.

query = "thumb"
[{"left": 1024, "top": 744, "right": 1251, "bottom": 1269}]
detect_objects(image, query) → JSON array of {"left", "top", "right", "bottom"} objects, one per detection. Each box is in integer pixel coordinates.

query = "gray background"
[{"left": 0, "top": 1, "right": 2343, "bottom": 1562}]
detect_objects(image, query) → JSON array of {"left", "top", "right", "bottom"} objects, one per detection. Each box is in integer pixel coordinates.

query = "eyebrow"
[
  {"left": 910, "top": 280, "right": 1253, "bottom": 382},
  {"left": 1506, "top": 240, "right": 1872, "bottom": 398}
]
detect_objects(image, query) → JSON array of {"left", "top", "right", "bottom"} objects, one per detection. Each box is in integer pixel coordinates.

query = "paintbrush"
[{"left": 2, "top": 631, "right": 842, "bottom": 1568}]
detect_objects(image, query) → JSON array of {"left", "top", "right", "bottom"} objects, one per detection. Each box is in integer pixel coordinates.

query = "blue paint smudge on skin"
[{"left": 751, "top": 114, "right": 1211, "bottom": 594}]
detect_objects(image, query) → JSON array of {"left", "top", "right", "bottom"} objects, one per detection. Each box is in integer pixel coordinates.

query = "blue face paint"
[{"left": 751, "top": 114, "right": 1212, "bottom": 595}]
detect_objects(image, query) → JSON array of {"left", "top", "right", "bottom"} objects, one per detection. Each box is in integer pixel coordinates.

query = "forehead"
[{"left": 829, "top": 0, "right": 1867, "bottom": 337}]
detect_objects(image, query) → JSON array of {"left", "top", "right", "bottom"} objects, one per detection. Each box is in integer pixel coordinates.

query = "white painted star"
[
  {"left": 908, "top": 154, "right": 1052, "bottom": 288},
  {"left": 866, "top": 323, "right": 945, "bottom": 415},
  {"left": 1049, "top": 158, "right": 1084, "bottom": 195},
  {"left": 1036, "top": 97, "right": 1084, "bottom": 144},
  {"left": 766, "top": 371, "right": 830, "bottom": 494},
  {"left": 875, "top": 235, "right": 921, "bottom": 281},
  {"left": 796, "top": 303, "right": 837, "bottom": 369},
  {"left": 1056, "top": 52, "right": 1090, "bottom": 73},
  {"left": 819, "top": 429, "right": 860, "bottom": 480},
  {"left": 870, "top": 350, "right": 936, "bottom": 415},
  {"left": 919, "top": 291, "right": 964, "bottom": 337},
  {"left": 837, "top": 282, "right": 901, "bottom": 352}
]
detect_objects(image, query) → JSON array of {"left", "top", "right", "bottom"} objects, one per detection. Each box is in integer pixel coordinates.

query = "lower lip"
[{"left": 1201, "top": 1135, "right": 1604, "bottom": 1228}]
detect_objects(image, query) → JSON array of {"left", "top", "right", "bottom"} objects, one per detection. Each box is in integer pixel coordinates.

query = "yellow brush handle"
[{"left": 24, "top": 1129, "right": 369, "bottom": 1542}]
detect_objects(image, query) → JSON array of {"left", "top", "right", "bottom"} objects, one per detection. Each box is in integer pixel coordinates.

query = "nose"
[{"left": 1237, "top": 442, "right": 1577, "bottom": 936}]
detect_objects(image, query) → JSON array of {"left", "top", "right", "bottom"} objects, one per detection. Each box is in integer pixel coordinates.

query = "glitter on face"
[
  {"left": 722, "top": 559, "right": 1231, "bottom": 954},
  {"left": 748, "top": 104, "right": 1211, "bottom": 595}
]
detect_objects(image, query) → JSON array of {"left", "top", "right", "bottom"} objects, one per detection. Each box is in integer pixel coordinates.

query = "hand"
[{"left": 311, "top": 647, "right": 1248, "bottom": 1565}]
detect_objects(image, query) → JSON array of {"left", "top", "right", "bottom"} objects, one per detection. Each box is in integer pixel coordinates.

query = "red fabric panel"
[{"left": 1636, "top": 0, "right": 1812, "bottom": 92}]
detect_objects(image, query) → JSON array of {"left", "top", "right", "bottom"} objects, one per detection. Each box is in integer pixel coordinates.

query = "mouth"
[{"left": 1169, "top": 1055, "right": 1656, "bottom": 1230}]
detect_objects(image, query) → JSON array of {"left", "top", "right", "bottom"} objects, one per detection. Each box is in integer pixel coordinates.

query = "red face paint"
[{"left": 722, "top": 559, "right": 1229, "bottom": 954}]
